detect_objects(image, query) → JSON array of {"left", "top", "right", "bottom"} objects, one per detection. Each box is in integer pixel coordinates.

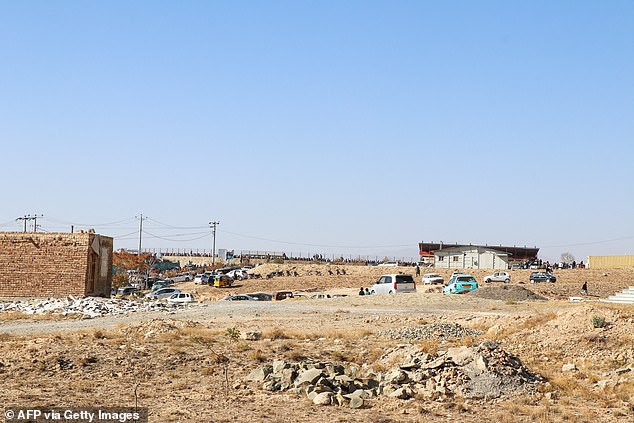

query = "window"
[
  {"left": 438, "top": 256, "right": 445, "bottom": 261},
  {"left": 452, "top": 256, "right": 460, "bottom": 262}
]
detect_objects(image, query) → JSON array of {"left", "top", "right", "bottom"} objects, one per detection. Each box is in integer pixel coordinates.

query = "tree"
[
  {"left": 112, "top": 251, "right": 158, "bottom": 288},
  {"left": 560, "top": 252, "right": 575, "bottom": 265}
]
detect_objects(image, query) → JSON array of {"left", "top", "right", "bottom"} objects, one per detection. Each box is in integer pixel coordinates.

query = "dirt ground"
[{"left": 0, "top": 264, "right": 633, "bottom": 422}]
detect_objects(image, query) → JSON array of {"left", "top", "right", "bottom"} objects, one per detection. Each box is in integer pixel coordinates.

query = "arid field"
[{"left": 1, "top": 264, "right": 633, "bottom": 422}]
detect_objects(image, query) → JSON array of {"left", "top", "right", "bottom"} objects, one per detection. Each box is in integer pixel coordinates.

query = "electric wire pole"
[
  {"left": 15, "top": 214, "right": 43, "bottom": 232},
  {"left": 209, "top": 221, "right": 220, "bottom": 265},
  {"left": 136, "top": 214, "right": 148, "bottom": 255}
]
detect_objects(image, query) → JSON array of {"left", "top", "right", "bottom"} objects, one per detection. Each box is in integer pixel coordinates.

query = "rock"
[
  {"left": 295, "top": 368, "right": 324, "bottom": 386},
  {"left": 272, "top": 360, "right": 287, "bottom": 373},
  {"left": 446, "top": 346, "right": 474, "bottom": 366},
  {"left": 384, "top": 369, "right": 408, "bottom": 384},
  {"left": 389, "top": 387, "right": 412, "bottom": 399},
  {"left": 349, "top": 396, "right": 364, "bottom": 409},
  {"left": 312, "top": 392, "right": 333, "bottom": 406},
  {"left": 561, "top": 363, "right": 577, "bottom": 372},
  {"left": 246, "top": 365, "right": 272, "bottom": 382},
  {"left": 241, "top": 331, "right": 262, "bottom": 341}
]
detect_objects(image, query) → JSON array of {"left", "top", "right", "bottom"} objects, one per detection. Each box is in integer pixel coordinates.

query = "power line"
[
  {"left": 146, "top": 217, "right": 208, "bottom": 230},
  {"left": 142, "top": 230, "right": 209, "bottom": 242},
  {"left": 217, "top": 229, "right": 415, "bottom": 249},
  {"left": 541, "top": 235, "right": 634, "bottom": 249}
]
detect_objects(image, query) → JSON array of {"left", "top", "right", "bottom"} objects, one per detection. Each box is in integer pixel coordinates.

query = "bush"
[{"left": 591, "top": 315, "right": 606, "bottom": 328}]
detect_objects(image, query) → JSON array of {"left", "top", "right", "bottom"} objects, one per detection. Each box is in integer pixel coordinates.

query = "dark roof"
[{"left": 419, "top": 242, "right": 539, "bottom": 260}]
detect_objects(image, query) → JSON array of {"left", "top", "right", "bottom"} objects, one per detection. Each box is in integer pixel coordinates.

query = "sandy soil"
[{"left": 0, "top": 265, "right": 632, "bottom": 422}]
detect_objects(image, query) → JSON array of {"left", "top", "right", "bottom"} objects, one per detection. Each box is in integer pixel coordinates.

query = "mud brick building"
[{"left": 0, "top": 232, "right": 113, "bottom": 298}]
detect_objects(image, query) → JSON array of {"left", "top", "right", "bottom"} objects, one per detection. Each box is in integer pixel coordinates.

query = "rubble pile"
[
  {"left": 0, "top": 296, "right": 192, "bottom": 319},
  {"left": 246, "top": 341, "right": 544, "bottom": 408},
  {"left": 379, "top": 323, "right": 483, "bottom": 341}
]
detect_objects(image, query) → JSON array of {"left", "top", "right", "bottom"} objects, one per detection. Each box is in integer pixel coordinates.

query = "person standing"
[
  {"left": 582, "top": 281, "right": 588, "bottom": 296},
  {"left": 415, "top": 265, "right": 420, "bottom": 277}
]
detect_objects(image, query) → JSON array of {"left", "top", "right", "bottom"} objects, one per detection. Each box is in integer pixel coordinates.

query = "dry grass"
[{"left": 0, "top": 311, "right": 81, "bottom": 321}]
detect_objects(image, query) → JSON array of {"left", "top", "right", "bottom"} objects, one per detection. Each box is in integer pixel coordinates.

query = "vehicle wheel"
[
  {"left": 388, "top": 290, "right": 394, "bottom": 294},
  {"left": 370, "top": 290, "right": 375, "bottom": 295},
  {"left": 485, "top": 279, "right": 490, "bottom": 283},
  {"left": 185, "top": 277, "right": 190, "bottom": 281},
  {"left": 505, "top": 279, "right": 510, "bottom": 283}
]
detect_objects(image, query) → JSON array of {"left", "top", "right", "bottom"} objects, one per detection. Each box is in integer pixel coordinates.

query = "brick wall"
[{"left": 0, "top": 232, "right": 113, "bottom": 298}]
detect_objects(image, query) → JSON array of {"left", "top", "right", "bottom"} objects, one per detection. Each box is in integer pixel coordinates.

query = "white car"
[
  {"left": 378, "top": 261, "right": 399, "bottom": 267},
  {"left": 167, "top": 292, "right": 196, "bottom": 304},
  {"left": 226, "top": 269, "right": 249, "bottom": 280},
  {"left": 145, "top": 287, "right": 180, "bottom": 299},
  {"left": 422, "top": 273, "right": 444, "bottom": 285},
  {"left": 484, "top": 272, "right": 511, "bottom": 283},
  {"left": 370, "top": 274, "right": 416, "bottom": 294},
  {"left": 165, "top": 273, "right": 193, "bottom": 283}
]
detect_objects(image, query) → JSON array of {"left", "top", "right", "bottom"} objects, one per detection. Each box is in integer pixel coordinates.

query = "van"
[{"left": 370, "top": 274, "right": 416, "bottom": 295}]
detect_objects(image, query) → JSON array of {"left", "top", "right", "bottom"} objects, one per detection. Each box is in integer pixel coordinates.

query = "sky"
[{"left": 1, "top": 1, "right": 633, "bottom": 263}]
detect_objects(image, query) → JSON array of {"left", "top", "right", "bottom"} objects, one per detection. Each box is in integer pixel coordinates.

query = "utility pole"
[
  {"left": 136, "top": 214, "right": 148, "bottom": 255},
  {"left": 15, "top": 214, "right": 43, "bottom": 232},
  {"left": 33, "top": 214, "right": 43, "bottom": 232},
  {"left": 209, "top": 221, "right": 220, "bottom": 265}
]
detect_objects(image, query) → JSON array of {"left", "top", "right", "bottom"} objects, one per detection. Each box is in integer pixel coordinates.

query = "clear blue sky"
[{"left": 1, "top": 1, "right": 632, "bottom": 262}]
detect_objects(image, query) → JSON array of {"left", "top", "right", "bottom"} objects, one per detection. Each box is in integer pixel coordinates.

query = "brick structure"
[{"left": 0, "top": 232, "right": 113, "bottom": 298}]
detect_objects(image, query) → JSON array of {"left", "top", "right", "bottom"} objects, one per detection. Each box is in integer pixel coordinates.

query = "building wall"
[
  {"left": 434, "top": 247, "right": 509, "bottom": 270},
  {"left": 0, "top": 232, "right": 112, "bottom": 298},
  {"left": 588, "top": 255, "right": 634, "bottom": 269}
]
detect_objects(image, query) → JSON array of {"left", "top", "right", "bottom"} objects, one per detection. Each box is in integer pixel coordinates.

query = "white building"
[{"left": 433, "top": 245, "right": 509, "bottom": 270}]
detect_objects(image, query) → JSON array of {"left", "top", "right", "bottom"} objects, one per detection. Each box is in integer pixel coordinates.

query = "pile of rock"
[
  {"left": 378, "top": 323, "right": 483, "bottom": 341},
  {"left": 0, "top": 296, "right": 193, "bottom": 319},
  {"left": 246, "top": 341, "right": 544, "bottom": 407}
]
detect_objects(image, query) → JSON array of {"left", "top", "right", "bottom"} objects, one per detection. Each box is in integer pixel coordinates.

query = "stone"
[
  {"left": 561, "top": 363, "right": 577, "bottom": 372},
  {"left": 446, "top": 346, "right": 474, "bottom": 366},
  {"left": 389, "top": 387, "right": 412, "bottom": 399},
  {"left": 312, "top": 392, "right": 333, "bottom": 406},
  {"left": 349, "top": 396, "right": 364, "bottom": 409},
  {"left": 295, "top": 368, "right": 324, "bottom": 386},
  {"left": 241, "top": 330, "right": 262, "bottom": 341},
  {"left": 246, "top": 365, "right": 272, "bottom": 382},
  {"left": 272, "top": 360, "right": 287, "bottom": 373}
]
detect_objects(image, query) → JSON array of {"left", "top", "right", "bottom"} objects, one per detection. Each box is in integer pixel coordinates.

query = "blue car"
[{"left": 443, "top": 274, "right": 479, "bottom": 294}]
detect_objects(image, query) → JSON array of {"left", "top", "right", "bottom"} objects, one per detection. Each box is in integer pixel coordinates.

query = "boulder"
[
  {"left": 313, "top": 392, "right": 333, "bottom": 406},
  {"left": 241, "top": 331, "right": 262, "bottom": 341},
  {"left": 247, "top": 365, "right": 272, "bottom": 382},
  {"left": 295, "top": 368, "right": 324, "bottom": 386}
]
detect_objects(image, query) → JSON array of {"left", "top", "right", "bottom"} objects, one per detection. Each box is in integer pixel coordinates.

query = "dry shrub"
[
  {"left": 248, "top": 349, "right": 267, "bottom": 363},
  {"left": 418, "top": 339, "right": 439, "bottom": 355},
  {"left": 493, "top": 312, "right": 557, "bottom": 340},
  {"left": 263, "top": 327, "right": 290, "bottom": 340},
  {"left": 285, "top": 349, "right": 307, "bottom": 361}
]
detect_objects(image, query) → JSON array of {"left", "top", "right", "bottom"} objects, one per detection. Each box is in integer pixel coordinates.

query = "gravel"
[{"left": 378, "top": 322, "right": 483, "bottom": 341}]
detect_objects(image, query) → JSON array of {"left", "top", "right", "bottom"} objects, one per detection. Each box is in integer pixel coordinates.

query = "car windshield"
[
  {"left": 427, "top": 274, "right": 440, "bottom": 278},
  {"left": 456, "top": 276, "right": 476, "bottom": 282}
]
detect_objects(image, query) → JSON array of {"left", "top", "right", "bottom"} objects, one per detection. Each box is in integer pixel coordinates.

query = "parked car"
[
  {"left": 115, "top": 286, "right": 137, "bottom": 298},
  {"left": 370, "top": 274, "right": 416, "bottom": 295},
  {"left": 377, "top": 261, "right": 399, "bottom": 267},
  {"left": 165, "top": 273, "right": 193, "bottom": 283},
  {"left": 484, "top": 271, "right": 511, "bottom": 283},
  {"left": 226, "top": 269, "right": 248, "bottom": 280},
  {"left": 510, "top": 263, "right": 522, "bottom": 270},
  {"left": 193, "top": 274, "right": 210, "bottom": 285},
  {"left": 422, "top": 273, "right": 444, "bottom": 285},
  {"left": 272, "top": 290, "right": 294, "bottom": 301},
  {"left": 530, "top": 272, "right": 556, "bottom": 283},
  {"left": 310, "top": 293, "right": 332, "bottom": 299},
  {"left": 167, "top": 292, "right": 196, "bottom": 304},
  {"left": 151, "top": 280, "right": 171, "bottom": 291},
  {"left": 246, "top": 292, "right": 272, "bottom": 301},
  {"left": 145, "top": 287, "right": 180, "bottom": 299},
  {"left": 443, "top": 274, "right": 478, "bottom": 294},
  {"left": 224, "top": 294, "right": 258, "bottom": 301}
]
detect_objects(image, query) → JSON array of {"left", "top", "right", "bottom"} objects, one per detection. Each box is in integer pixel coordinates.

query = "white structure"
[{"left": 433, "top": 245, "right": 509, "bottom": 270}]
